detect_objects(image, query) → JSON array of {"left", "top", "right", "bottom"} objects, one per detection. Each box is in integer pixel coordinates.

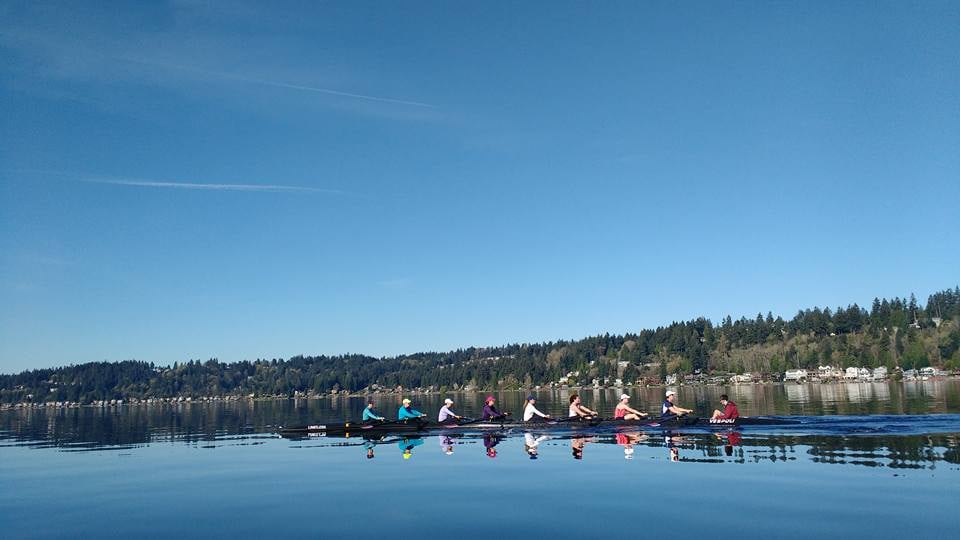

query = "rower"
[
  {"left": 438, "top": 398, "right": 463, "bottom": 423},
  {"left": 481, "top": 395, "right": 509, "bottom": 421},
  {"left": 613, "top": 393, "right": 648, "bottom": 420},
  {"left": 362, "top": 399, "right": 385, "bottom": 422},
  {"left": 711, "top": 394, "right": 740, "bottom": 420},
  {"left": 523, "top": 395, "right": 551, "bottom": 422},
  {"left": 568, "top": 394, "right": 598, "bottom": 419},
  {"left": 661, "top": 390, "right": 692, "bottom": 418},
  {"left": 397, "top": 398, "right": 426, "bottom": 420}
]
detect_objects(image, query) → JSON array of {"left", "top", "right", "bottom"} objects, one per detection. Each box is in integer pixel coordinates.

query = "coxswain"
[
  {"left": 661, "top": 390, "right": 692, "bottom": 418},
  {"left": 397, "top": 398, "right": 426, "bottom": 420},
  {"left": 481, "top": 395, "right": 509, "bottom": 421},
  {"left": 568, "top": 394, "right": 598, "bottom": 419},
  {"left": 613, "top": 393, "right": 648, "bottom": 420},
  {"left": 711, "top": 394, "right": 740, "bottom": 420},
  {"left": 522, "top": 395, "right": 551, "bottom": 422},
  {"left": 362, "top": 399, "right": 385, "bottom": 422},
  {"left": 438, "top": 398, "right": 463, "bottom": 423}
]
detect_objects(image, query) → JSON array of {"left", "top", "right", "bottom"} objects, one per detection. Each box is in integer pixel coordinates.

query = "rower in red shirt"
[{"left": 711, "top": 394, "right": 740, "bottom": 420}]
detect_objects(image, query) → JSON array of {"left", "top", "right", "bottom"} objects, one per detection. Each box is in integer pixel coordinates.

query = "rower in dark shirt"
[
  {"left": 661, "top": 390, "right": 693, "bottom": 418},
  {"left": 711, "top": 394, "right": 740, "bottom": 420},
  {"left": 481, "top": 395, "right": 509, "bottom": 421}
]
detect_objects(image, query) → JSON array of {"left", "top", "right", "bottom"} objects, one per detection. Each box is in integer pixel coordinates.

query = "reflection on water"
[
  {"left": 316, "top": 429, "right": 959, "bottom": 471},
  {"left": 3, "top": 395, "right": 959, "bottom": 540}
]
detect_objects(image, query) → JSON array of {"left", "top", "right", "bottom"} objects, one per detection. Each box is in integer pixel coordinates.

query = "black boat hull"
[{"left": 277, "top": 415, "right": 799, "bottom": 437}]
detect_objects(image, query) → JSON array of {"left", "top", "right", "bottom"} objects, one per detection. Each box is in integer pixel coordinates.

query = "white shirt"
[
  {"left": 438, "top": 405, "right": 456, "bottom": 422},
  {"left": 523, "top": 402, "right": 548, "bottom": 421}
]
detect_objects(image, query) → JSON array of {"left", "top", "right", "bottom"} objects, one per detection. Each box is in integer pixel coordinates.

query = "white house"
[
  {"left": 872, "top": 366, "right": 888, "bottom": 380},
  {"left": 784, "top": 369, "right": 808, "bottom": 382},
  {"left": 844, "top": 367, "right": 860, "bottom": 380},
  {"left": 858, "top": 367, "right": 872, "bottom": 380}
]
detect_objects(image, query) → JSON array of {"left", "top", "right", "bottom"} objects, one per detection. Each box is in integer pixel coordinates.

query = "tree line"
[{"left": 2, "top": 287, "right": 959, "bottom": 404}]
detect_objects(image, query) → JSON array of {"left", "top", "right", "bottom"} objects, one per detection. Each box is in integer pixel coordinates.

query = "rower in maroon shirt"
[{"left": 711, "top": 394, "right": 740, "bottom": 420}]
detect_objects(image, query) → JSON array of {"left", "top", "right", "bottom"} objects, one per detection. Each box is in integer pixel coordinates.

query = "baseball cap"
[
  {"left": 620, "top": 394, "right": 630, "bottom": 400},
  {"left": 402, "top": 398, "right": 411, "bottom": 404},
  {"left": 665, "top": 390, "right": 677, "bottom": 397},
  {"left": 444, "top": 398, "right": 454, "bottom": 405}
]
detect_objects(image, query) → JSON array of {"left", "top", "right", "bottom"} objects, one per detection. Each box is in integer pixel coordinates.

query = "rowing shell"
[{"left": 277, "top": 416, "right": 799, "bottom": 437}]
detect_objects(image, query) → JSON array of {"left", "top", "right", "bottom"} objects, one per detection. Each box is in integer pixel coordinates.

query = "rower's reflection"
[
  {"left": 398, "top": 436, "right": 424, "bottom": 460},
  {"left": 665, "top": 432, "right": 688, "bottom": 462},
  {"left": 616, "top": 431, "right": 646, "bottom": 460},
  {"left": 484, "top": 433, "right": 503, "bottom": 458},
  {"left": 364, "top": 440, "right": 376, "bottom": 459},
  {"left": 439, "top": 435, "right": 455, "bottom": 456},
  {"left": 524, "top": 432, "right": 548, "bottom": 460},
  {"left": 571, "top": 436, "right": 593, "bottom": 460},
  {"left": 716, "top": 431, "right": 742, "bottom": 456}
]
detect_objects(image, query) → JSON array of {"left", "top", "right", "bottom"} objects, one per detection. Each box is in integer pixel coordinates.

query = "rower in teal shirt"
[
  {"left": 362, "top": 400, "right": 385, "bottom": 422},
  {"left": 398, "top": 398, "right": 425, "bottom": 420}
]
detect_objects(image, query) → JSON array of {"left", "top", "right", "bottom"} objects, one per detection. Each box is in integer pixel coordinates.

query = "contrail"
[
  {"left": 84, "top": 177, "right": 344, "bottom": 194},
  {"left": 123, "top": 57, "right": 436, "bottom": 108}
]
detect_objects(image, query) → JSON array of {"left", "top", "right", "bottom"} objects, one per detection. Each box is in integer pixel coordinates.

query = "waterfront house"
[
  {"left": 784, "top": 369, "right": 808, "bottom": 382},
  {"left": 818, "top": 365, "right": 845, "bottom": 380},
  {"left": 858, "top": 367, "right": 872, "bottom": 380},
  {"left": 872, "top": 366, "right": 888, "bottom": 380}
]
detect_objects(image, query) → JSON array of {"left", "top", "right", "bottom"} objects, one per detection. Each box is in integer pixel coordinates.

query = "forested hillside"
[{"left": 2, "top": 287, "right": 958, "bottom": 404}]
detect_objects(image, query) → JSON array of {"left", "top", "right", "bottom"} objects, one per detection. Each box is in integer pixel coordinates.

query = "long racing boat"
[{"left": 277, "top": 415, "right": 799, "bottom": 438}]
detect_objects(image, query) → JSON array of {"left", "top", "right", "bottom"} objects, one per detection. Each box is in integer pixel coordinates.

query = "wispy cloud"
[
  {"left": 122, "top": 58, "right": 437, "bottom": 109},
  {"left": 84, "top": 177, "right": 344, "bottom": 194}
]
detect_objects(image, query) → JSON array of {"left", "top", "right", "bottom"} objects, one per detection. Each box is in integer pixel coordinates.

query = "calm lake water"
[{"left": 2, "top": 381, "right": 959, "bottom": 539}]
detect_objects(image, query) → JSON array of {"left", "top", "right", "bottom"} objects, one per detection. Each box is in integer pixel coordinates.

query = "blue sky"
[{"left": 1, "top": 1, "right": 958, "bottom": 373}]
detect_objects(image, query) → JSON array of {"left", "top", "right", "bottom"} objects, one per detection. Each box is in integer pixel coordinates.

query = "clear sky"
[{"left": 1, "top": 1, "right": 958, "bottom": 374}]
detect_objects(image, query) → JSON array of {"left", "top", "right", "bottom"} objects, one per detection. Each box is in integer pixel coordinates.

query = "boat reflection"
[{"left": 351, "top": 431, "right": 959, "bottom": 470}]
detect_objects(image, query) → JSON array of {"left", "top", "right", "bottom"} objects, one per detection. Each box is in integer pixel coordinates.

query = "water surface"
[{"left": 2, "top": 381, "right": 958, "bottom": 539}]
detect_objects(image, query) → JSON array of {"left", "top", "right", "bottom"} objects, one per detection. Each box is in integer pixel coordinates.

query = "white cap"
[
  {"left": 665, "top": 389, "right": 677, "bottom": 397},
  {"left": 620, "top": 394, "right": 630, "bottom": 400},
  {"left": 444, "top": 398, "right": 454, "bottom": 405},
  {"left": 402, "top": 398, "right": 411, "bottom": 404}
]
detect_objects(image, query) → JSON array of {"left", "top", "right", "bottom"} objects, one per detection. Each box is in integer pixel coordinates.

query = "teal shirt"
[
  {"left": 398, "top": 406, "right": 423, "bottom": 420},
  {"left": 363, "top": 408, "right": 384, "bottom": 421}
]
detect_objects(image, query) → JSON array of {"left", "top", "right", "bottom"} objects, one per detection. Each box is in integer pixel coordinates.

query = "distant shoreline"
[{"left": 3, "top": 376, "right": 957, "bottom": 412}]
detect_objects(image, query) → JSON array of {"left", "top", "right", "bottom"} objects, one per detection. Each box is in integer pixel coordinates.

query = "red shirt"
[{"left": 719, "top": 401, "right": 740, "bottom": 419}]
